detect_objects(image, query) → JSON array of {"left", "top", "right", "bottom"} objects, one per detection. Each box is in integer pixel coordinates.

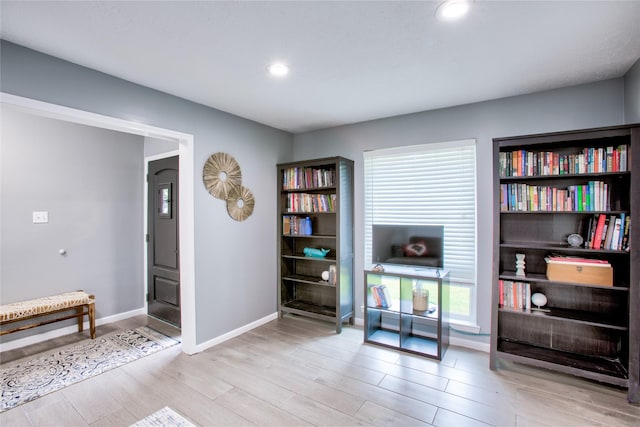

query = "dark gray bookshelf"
[
  {"left": 277, "top": 157, "right": 354, "bottom": 333},
  {"left": 490, "top": 124, "right": 639, "bottom": 403}
]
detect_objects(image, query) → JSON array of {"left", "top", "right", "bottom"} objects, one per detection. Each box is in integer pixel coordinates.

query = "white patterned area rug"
[
  {"left": 131, "top": 406, "right": 196, "bottom": 427},
  {"left": 1, "top": 326, "right": 179, "bottom": 412}
]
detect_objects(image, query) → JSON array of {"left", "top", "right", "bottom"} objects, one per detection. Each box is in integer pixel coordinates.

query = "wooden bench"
[{"left": 0, "top": 291, "right": 95, "bottom": 339}]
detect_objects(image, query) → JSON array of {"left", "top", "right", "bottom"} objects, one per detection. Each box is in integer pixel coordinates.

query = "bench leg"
[
  {"left": 88, "top": 303, "right": 96, "bottom": 339},
  {"left": 76, "top": 306, "right": 84, "bottom": 333}
]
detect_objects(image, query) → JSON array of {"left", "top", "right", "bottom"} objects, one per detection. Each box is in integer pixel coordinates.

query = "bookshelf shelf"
[
  {"left": 497, "top": 340, "right": 628, "bottom": 384},
  {"left": 500, "top": 210, "right": 627, "bottom": 215},
  {"left": 282, "top": 254, "right": 337, "bottom": 263},
  {"left": 281, "top": 186, "right": 337, "bottom": 193},
  {"left": 277, "top": 157, "right": 354, "bottom": 333},
  {"left": 499, "top": 171, "right": 631, "bottom": 182},
  {"left": 498, "top": 307, "right": 628, "bottom": 330},
  {"left": 499, "top": 271, "right": 630, "bottom": 290},
  {"left": 283, "top": 234, "right": 336, "bottom": 239},
  {"left": 500, "top": 241, "right": 629, "bottom": 253},
  {"left": 491, "top": 124, "right": 639, "bottom": 403}
]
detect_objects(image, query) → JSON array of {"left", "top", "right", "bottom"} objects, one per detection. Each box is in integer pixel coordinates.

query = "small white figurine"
[{"left": 515, "top": 253, "right": 526, "bottom": 277}]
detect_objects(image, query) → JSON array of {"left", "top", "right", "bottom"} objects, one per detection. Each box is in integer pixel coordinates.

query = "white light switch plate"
[{"left": 33, "top": 211, "right": 49, "bottom": 224}]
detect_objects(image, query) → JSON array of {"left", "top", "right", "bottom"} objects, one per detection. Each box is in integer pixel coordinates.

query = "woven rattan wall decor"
[{"left": 203, "top": 152, "right": 254, "bottom": 221}]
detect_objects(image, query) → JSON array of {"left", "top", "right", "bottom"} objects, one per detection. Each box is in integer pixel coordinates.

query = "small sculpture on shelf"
[
  {"left": 531, "top": 292, "right": 548, "bottom": 311},
  {"left": 515, "top": 253, "right": 526, "bottom": 277},
  {"left": 372, "top": 263, "right": 385, "bottom": 272},
  {"left": 412, "top": 284, "right": 429, "bottom": 314},
  {"left": 567, "top": 233, "right": 584, "bottom": 248},
  {"left": 303, "top": 247, "right": 329, "bottom": 258}
]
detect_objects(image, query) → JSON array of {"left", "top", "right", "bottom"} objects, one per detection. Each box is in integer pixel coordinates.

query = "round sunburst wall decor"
[
  {"left": 202, "top": 152, "right": 242, "bottom": 200},
  {"left": 226, "top": 185, "right": 255, "bottom": 222}
]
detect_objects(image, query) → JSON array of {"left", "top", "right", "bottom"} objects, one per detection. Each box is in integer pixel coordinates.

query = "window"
[{"left": 364, "top": 140, "right": 477, "bottom": 323}]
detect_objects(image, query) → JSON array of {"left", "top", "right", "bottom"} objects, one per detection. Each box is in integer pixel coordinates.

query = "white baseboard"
[
  {"left": 191, "top": 312, "right": 278, "bottom": 354},
  {"left": 0, "top": 308, "right": 145, "bottom": 352},
  {"left": 449, "top": 336, "right": 490, "bottom": 353}
]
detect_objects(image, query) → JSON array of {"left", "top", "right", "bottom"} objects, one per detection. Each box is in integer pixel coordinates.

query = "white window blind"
[{"left": 364, "top": 140, "right": 477, "bottom": 288}]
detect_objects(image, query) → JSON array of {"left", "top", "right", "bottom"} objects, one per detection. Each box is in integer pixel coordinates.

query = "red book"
[
  {"left": 546, "top": 256, "right": 610, "bottom": 265},
  {"left": 592, "top": 213, "right": 607, "bottom": 250}
]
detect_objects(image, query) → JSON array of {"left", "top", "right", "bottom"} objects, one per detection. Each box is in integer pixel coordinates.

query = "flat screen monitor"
[{"left": 371, "top": 224, "right": 444, "bottom": 269}]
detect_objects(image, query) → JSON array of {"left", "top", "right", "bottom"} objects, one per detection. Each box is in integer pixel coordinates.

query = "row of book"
[
  {"left": 282, "top": 215, "right": 312, "bottom": 236},
  {"left": 285, "top": 193, "right": 336, "bottom": 213},
  {"left": 282, "top": 167, "right": 335, "bottom": 190},
  {"left": 499, "top": 145, "right": 629, "bottom": 178},
  {"left": 581, "top": 213, "right": 630, "bottom": 251},
  {"left": 368, "top": 284, "right": 392, "bottom": 309},
  {"left": 498, "top": 280, "right": 531, "bottom": 311},
  {"left": 500, "top": 181, "right": 610, "bottom": 212}
]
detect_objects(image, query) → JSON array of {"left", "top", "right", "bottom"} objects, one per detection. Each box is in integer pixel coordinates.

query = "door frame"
[{"left": 1, "top": 92, "right": 198, "bottom": 354}]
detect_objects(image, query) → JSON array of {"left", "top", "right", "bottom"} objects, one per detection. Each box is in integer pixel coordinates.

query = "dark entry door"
[{"left": 147, "top": 155, "right": 180, "bottom": 327}]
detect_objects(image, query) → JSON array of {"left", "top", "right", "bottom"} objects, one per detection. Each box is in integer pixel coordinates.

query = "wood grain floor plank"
[
  {"left": 156, "top": 352, "right": 235, "bottom": 400},
  {"left": 292, "top": 347, "right": 387, "bottom": 385},
  {"left": 278, "top": 393, "right": 374, "bottom": 427},
  {"left": 89, "top": 408, "right": 138, "bottom": 427},
  {"left": 315, "top": 369, "right": 439, "bottom": 424},
  {"left": 60, "top": 370, "right": 123, "bottom": 424},
  {"left": 433, "top": 408, "right": 493, "bottom": 427},
  {"left": 296, "top": 337, "right": 449, "bottom": 392},
  {"left": 380, "top": 374, "right": 517, "bottom": 426},
  {"left": 214, "top": 387, "right": 312, "bottom": 426},
  {"left": 354, "top": 400, "right": 433, "bottom": 426},
  {"left": 23, "top": 398, "right": 88, "bottom": 426},
  {"left": 0, "top": 406, "right": 32, "bottom": 427},
  {"left": 213, "top": 340, "right": 367, "bottom": 417},
  {"left": 514, "top": 415, "right": 558, "bottom": 427},
  {"left": 202, "top": 359, "right": 297, "bottom": 407},
  {"left": 256, "top": 363, "right": 366, "bottom": 416},
  {"left": 515, "top": 387, "right": 638, "bottom": 427},
  {"left": 445, "top": 378, "right": 517, "bottom": 408}
]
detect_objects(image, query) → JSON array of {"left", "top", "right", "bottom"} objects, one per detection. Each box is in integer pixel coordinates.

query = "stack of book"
[
  {"left": 500, "top": 180, "right": 609, "bottom": 212},
  {"left": 368, "top": 284, "right": 392, "bottom": 309},
  {"left": 282, "top": 216, "right": 310, "bottom": 235},
  {"left": 499, "top": 144, "right": 628, "bottom": 177},
  {"left": 286, "top": 193, "right": 336, "bottom": 213},
  {"left": 581, "top": 213, "right": 630, "bottom": 251},
  {"left": 498, "top": 280, "right": 531, "bottom": 311},
  {"left": 282, "top": 167, "right": 335, "bottom": 190}
]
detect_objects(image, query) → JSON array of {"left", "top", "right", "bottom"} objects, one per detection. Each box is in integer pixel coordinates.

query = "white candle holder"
[{"left": 515, "top": 253, "right": 526, "bottom": 277}]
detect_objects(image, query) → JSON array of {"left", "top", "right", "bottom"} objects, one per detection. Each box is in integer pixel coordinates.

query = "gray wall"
[
  {"left": 625, "top": 58, "right": 640, "bottom": 123},
  {"left": 1, "top": 41, "right": 293, "bottom": 345},
  {"left": 1, "top": 108, "right": 144, "bottom": 339},
  {"left": 293, "top": 79, "right": 626, "bottom": 344}
]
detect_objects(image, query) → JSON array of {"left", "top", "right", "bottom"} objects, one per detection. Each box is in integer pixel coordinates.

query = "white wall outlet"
[{"left": 32, "top": 211, "right": 49, "bottom": 224}]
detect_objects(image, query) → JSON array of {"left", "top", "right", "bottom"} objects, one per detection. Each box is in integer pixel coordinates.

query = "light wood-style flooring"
[{"left": 1, "top": 315, "right": 639, "bottom": 426}]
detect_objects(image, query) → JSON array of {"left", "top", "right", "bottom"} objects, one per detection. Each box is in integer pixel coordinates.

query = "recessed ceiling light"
[
  {"left": 436, "top": 0, "right": 472, "bottom": 21},
  {"left": 268, "top": 62, "right": 289, "bottom": 77}
]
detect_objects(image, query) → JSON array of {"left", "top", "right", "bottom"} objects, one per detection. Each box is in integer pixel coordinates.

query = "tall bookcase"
[
  {"left": 490, "top": 124, "right": 639, "bottom": 403},
  {"left": 277, "top": 157, "right": 354, "bottom": 333}
]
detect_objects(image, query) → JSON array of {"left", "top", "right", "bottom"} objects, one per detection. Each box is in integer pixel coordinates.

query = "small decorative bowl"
[{"left": 567, "top": 233, "right": 584, "bottom": 247}]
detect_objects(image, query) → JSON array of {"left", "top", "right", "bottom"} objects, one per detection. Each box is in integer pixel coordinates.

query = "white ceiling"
[{"left": 2, "top": 1, "right": 640, "bottom": 133}]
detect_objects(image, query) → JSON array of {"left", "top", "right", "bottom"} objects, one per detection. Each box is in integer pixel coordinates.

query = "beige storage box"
[{"left": 546, "top": 261, "right": 613, "bottom": 286}]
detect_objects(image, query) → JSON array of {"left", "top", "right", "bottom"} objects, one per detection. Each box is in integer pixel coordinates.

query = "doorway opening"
[{"left": 1, "top": 92, "right": 197, "bottom": 354}]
